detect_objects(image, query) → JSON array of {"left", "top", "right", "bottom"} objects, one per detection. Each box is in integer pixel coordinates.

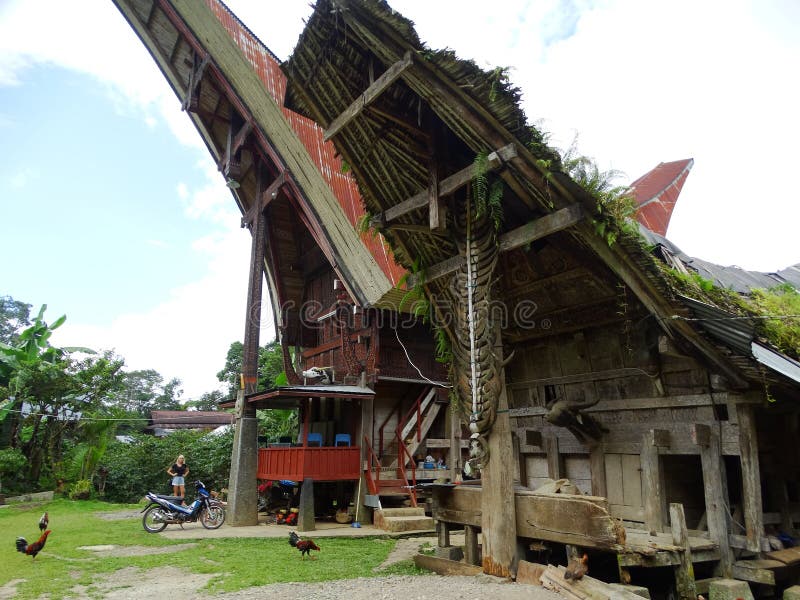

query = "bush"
[
  {"left": 69, "top": 479, "right": 92, "bottom": 500},
  {"left": 100, "top": 428, "right": 233, "bottom": 503},
  {"left": 0, "top": 447, "right": 28, "bottom": 494}
]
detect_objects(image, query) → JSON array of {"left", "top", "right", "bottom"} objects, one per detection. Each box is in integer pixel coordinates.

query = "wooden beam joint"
[
  {"left": 182, "top": 51, "right": 209, "bottom": 113},
  {"left": 371, "top": 143, "right": 518, "bottom": 228},
  {"left": 406, "top": 203, "right": 583, "bottom": 287},
  {"left": 241, "top": 171, "right": 286, "bottom": 228},
  {"left": 324, "top": 51, "right": 414, "bottom": 142}
]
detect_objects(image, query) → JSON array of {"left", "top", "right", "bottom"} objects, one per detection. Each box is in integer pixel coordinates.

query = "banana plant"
[{"left": 0, "top": 305, "right": 92, "bottom": 422}]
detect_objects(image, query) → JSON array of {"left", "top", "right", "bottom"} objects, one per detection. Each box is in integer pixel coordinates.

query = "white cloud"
[
  {"left": 55, "top": 220, "right": 276, "bottom": 400},
  {"left": 8, "top": 167, "right": 37, "bottom": 189}
]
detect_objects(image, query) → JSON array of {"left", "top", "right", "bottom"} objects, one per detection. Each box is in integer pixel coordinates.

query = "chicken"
[
  {"left": 289, "top": 530, "right": 320, "bottom": 559},
  {"left": 16, "top": 530, "right": 51, "bottom": 559},
  {"left": 39, "top": 512, "right": 49, "bottom": 532},
  {"left": 564, "top": 553, "right": 588, "bottom": 581}
]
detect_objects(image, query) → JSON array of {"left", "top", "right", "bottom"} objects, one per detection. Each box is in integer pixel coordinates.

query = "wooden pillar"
[
  {"left": 480, "top": 343, "right": 517, "bottom": 578},
  {"left": 302, "top": 398, "right": 310, "bottom": 447},
  {"left": 670, "top": 503, "right": 697, "bottom": 600},
  {"left": 589, "top": 445, "right": 607, "bottom": 498},
  {"left": 512, "top": 432, "right": 527, "bottom": 487},
  {"left": 448, "top": 397, "right": 461, "bottom": 482},
  {"left": 641, "top": 429, "right": 668, "bottom": 533},
  {"left": 227, "top": 166, "right": 268, "bottom": 527},
  {"left": 694, "top": 424, "right": 733, "bottom": 576},
  {"left": 737, "top": 403, "right": 764, "bottom": 552},
  {"left": 437, "top": 520, "right": 451, "bottom": 547},
  {"left": 355, "top": 393, "right": 374, "bottom": 524},
  {"left": 464, "top": 524, "right": 480, "bottom": 565},
  {"left": 545, "top": 436, "right": 563, "bottom": 480}
]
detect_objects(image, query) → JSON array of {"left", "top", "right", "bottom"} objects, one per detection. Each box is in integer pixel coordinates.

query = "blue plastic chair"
[
  {"left": 306, "top": 432, "right": 323, "bottom": 447},
  {"left": 334, "top": 433, "right": 351, "bottom": 447}
]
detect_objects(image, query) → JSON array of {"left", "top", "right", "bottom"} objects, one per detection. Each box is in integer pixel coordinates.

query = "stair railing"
[
  {"left": 396, "top": 386, "right": 431, "bottom": 454},
  {"left": 363, "top": 435, "right": 381, "bottom": 495},
  {"left": 394, "top": 420, "right": 418, "bottom": 507}
]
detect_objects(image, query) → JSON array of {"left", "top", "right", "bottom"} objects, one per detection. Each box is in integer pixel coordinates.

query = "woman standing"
[{"left": 167, "top": 454, "right": 189, "bottom": 500}]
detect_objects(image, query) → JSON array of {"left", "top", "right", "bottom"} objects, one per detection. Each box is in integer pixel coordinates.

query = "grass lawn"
[{"left": 1, "top": 499, "right": 423, "bottom": 599}]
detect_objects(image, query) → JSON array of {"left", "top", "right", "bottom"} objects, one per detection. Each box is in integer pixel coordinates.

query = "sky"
[{"left": 1, "top": 0, "right": 798, "bottom": 401}]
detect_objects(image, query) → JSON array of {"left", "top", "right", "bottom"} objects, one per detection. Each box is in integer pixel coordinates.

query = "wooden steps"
[{"left": 373, "top": 507, "right": 434, "bottom": 532}]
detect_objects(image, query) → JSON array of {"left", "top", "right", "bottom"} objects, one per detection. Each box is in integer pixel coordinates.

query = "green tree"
[
  {"left": 113, "top": 369, "right": 183, "bottom": 418},
  {"left": 185, "top": 390, "right": 225, "bottom": 411},
  {"left": 0, "top": 296, "right": 31, "bottom": 345},
  {"left": 216, "top": 339, "right": 287, "bottom": 400}
]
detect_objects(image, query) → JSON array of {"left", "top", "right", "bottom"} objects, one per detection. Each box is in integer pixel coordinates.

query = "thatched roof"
[{"left": 281, "top": 0, "right": 798, "bottom": 393}]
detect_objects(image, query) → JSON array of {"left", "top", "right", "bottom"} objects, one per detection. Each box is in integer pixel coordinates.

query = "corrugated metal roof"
[
  {"left": 752, "top": 342, "right": 800, "bottom": 384},
  {"left": 676, "top": 294, "right": 755, "bottom": 355},
  {"left": 640, "top": 227, "right": 800, "bottom": 294},
  {"left": 209, "top": 0, "right": 405, "bottom": 288},
  {"left": 630, "top": 159, "right": 693, "bottom": 236}
]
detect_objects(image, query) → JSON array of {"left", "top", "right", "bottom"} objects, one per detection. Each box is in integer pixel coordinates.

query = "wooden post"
[
  {"left": 356, "top": 392, "right": 374, "bottom": 524},
  {"left": 448, "top": 402, "right": 461, "bottom": 482},
  {"left": 437, "top": 520, "right": 450, "bottom": 548},
  {"left": 512, "top": 432, "right": 527, "bottom": 487},
  {"left": 589, "top": 445, "right": 607, "bottom": 498},
  {"left": 480, "top": 344, "right": 518, "bottom": 578},
  {"left": 694, "top": 424, "right": 733, "bottom": 576},
  {"left": 641, "top": 430, "right": 666, "bottom": 533},
  {"left": 545, "top": 436, "right": 563, "bottom": 480},
  {"left": 737, "top": 403, "right": 764, "bottom": 552},
  {"left": 464, "top": 524, "right": 480, "bottom": 565},
  {"left": 670, "top": 503, "right": 697, "bottom": 600},
  {"left": 227, "top": 165, "right": 268, "bottom": 527}
]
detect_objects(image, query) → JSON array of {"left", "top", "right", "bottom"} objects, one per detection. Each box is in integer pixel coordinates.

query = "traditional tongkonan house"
[
  {"left": 111, "top": 0, "right": 461, "bottom": 534},
  {"left": 113, "top": 0, "right": 800, "bottom": 596}
]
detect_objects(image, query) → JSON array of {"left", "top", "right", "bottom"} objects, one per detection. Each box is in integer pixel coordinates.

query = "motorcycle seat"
[{"left": 155, "top": 494, "right": 185, "bottom": 504}]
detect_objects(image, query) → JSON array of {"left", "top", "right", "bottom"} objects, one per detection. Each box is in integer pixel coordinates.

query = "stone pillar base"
[{"left": 227, "top": 415, "right": 258, "bottom": 526}]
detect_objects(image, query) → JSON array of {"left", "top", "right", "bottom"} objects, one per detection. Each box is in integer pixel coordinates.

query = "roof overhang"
[{"left": 223, "top": 384, "right": 375, "bottom": 410}]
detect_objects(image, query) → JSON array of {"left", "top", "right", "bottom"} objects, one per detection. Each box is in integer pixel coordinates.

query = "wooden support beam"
[
  {"left": 406, "top": 203, "right": 583, "bottom": 287},
  {"left": 427, "top": 130, "right": 445, "bottom": 231},
  {"left": 437, "top": 520, "right": 451, "bottom": 548},
  {"left": 737, "top": 403, "right": 764, "bottom": 552},
  {"left": 241, "top": 172, "right": 286, "bottom": 228},
  {"left": 545, "top": 436, "right": 563, "bottom": 479},
  {"left": 182, "top": 51, "right": 209, "bottom": 112},
  {"left": 641, "top": 430, "right": 665, "bottom": 533},
  {"left": 219, "top": 120, "right": 252, "bottom": 174},
  {"left": 512, "top": 432, "right": 527, "bottom": 486},
  {"left": 464, "top": 524, "right": 480, "bottom": 566},
  {"left": 694, "top": 424, "right": 733, "bottom": 577},
  {"left": 498, "top": 203, "right": 584, "bottom": 253},
  {"left": 670, "top": 503, "right": 697, "bottom": 600},
  {"left": 589, "top": 446, "right": 607, "bottom": 498},
  {"left": 324, "top": 51, "right": 414, "bottom": 142},
  {"left": 480, "top": 342, "right": 517, "bottom": 577},
  {"left": 373, "top": 143, "right": 517, "bottom": 227}
]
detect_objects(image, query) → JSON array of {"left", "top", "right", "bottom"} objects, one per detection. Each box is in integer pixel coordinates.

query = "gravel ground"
[{"left": 65, "top": 568, "right": 560, "bottom": 600}]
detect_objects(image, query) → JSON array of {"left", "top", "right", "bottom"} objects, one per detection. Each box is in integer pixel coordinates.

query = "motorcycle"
[{"left": 141, "top": 480, "right": 226, "bottom": 533}]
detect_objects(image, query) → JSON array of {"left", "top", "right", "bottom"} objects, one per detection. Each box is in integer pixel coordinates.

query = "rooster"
[
  {"left": 564, "top": 553, "right": 588, "bottom": 581},
  {"left": 16, "top": 530, "right": 51, "bottom": 559},
  {"left": 289, "top": 530, "right": 320, "bottom": 559},
  {"left": 39, "top": 512, "right": 49, "bottom": 532}
]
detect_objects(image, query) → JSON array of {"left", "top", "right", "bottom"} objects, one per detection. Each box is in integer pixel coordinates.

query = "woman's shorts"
[{"left": 172, "top": 476, "right": 185, "bottom": 486}]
